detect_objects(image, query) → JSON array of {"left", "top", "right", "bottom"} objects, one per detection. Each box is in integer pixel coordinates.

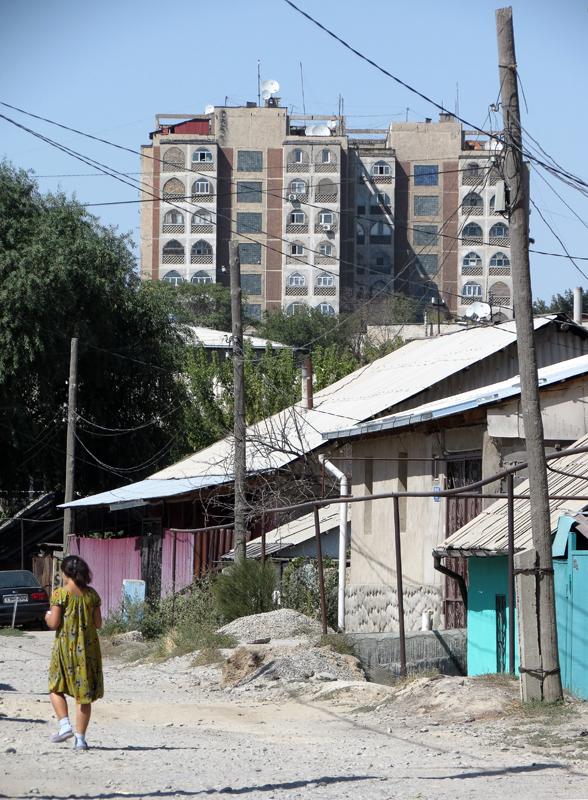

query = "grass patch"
[
  {"left": 154, "top": 625, "right": 236, "bottom": 661},
  {"left": 517, "top": 698, "right": 575, "bottom": 721},
  {"left": 317, "top": 633, "right": 355, "bottom": 656},
  {"left": 193, "top": 647, "right": 225, "bottom": 666},
  {"left": 0, "top": 627, "right": 25, "bottom": 637},
  {"left": 473, "top": 673, "right": 519, "bottom": 688},
  {"left": 392, "top": 669, "right": 441, "bottom": 689}
]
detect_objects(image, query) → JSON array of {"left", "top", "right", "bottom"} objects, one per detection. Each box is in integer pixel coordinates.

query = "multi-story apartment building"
[{"left": 140, "top": 104, "right": 511, "bottom": 321}]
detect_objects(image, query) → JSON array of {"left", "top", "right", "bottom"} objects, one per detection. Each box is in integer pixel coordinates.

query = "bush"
[
  {"left": 212, "top": 559, "right": 276, "bottom": 623},
  {"left": 281, "top": 557, "right": 339, "bottom": 630}
]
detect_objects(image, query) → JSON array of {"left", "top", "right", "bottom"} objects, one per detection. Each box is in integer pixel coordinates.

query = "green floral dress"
[{"left": 48, "top": 587, "right": 104, "bottom": 704}]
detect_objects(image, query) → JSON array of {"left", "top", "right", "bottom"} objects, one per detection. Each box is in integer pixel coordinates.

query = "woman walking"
[{"left": 45, "top": 555, "right": 103, "bottom": 751}]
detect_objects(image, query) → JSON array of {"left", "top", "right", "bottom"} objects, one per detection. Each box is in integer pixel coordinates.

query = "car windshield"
[{"left": 0, "top": 570, "right": 40, "bottom": 589}]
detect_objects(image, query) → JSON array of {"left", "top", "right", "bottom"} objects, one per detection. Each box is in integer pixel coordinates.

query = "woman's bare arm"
[
  {"left": 45, "top": 605, "right": 62, "bottom": 630},
  {"left": 93, "top": 606, "right": 102, "bottom": 630}
]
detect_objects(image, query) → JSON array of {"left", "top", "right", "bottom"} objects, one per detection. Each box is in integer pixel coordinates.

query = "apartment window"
[
  {"left": 287, "top": 302, "right": 305, "bottom": 315},
  {"left": 162, "top": 147, "right": 185, "bottom": 170},
  {"left": 371, "top": 160, "right": 391, "bottom": 176},
  {"left": 290, "top": 243, "right": 304, "bottom": 256},
  {"left": 289, "top": 179, "right": 307, "bottom": 195},
  {"left": 163, "top": 210, "right": 184, "bottom": 225},
  {"left": 237, "top": 150, "right": 263, "bottom": 172},
  {"left": 414, "top": 164, "right": 439, "bottom": 186},
  {"left": 162, "top": 240, "right": 184, "bottom": 258},
  {"left": 466, "top": 161, "right": 480, "bottom": 177},
  {"left": 242, "top": 274, "right": 262, "bottom": 295},
  {"left": 413, "top": 225, "right": 438, "bottom": 246},
  {"left": 490, "top": 252, "right": 510, "bottom": 267},
  {"left": 290, "top": 210, "right": 306, "bottom": 225},
  {"left": 370, "top": 192, "right": 391, "bottom": 213},
  {"left": 293, "top": 148, "right": 305, "bottom": 163},
  {"left": 316, "top": 273, "right": 334, "bottom": 288},
  {"left": 237, "top": 181, "right": 262, "bottom": 203},
  {"left": 317, "top": 302, "right": 335, "bottom": 316},
  {"left": 398, "top": 452, "right": 408, "bottom": 531},
  {"left": 363, "top": 458, "right": 373, "bottom": 533},
  {"left": 237, "top": 212, "right": 262, "bottom": 233},
  {"left": 414, "top": 196, "right": 439, "bottom": 216},
  {"left": 463, "top": 281, "right": 482, "bottom": 298},
  {"left": 416, "top": 254, "right": 438, "bottom": 275},
  {"left": 463, "top": 222, "right": 483, "bottom": 238},
  {"left": 287, "top": 272, "right": 306, "bottom": 287},
  {"left": 463, "top": 251, "right": 482, "bottom": 268},
  {"left": 191, "top": 271, "right": 212, "bottom": 285},
  {"left": 319, "top": 242, "right": 333, "bottom": 257},
  {"left": 191, "top": 240, "right": 212, "bottom": 256},
  {"left": 192, "top": 179, "right": 211, "bottom": 195},
  {"left": 373, "top": 253, "right": 391, "bottom": 272},
  {"left": 462, "top": 192, "right": 483, "bottom": 208},
  {"left": 356, "top": 223, "right": 365, "bottom": 245},
  {"left": 162, "top": 178, "right": 185, "bottom": 199},
  {"left": 162, "top": 270, "right": 183, "bottom": 286},
  {"left": 193, "top": 147, "right": 213, "bottom": 163},
  {"left": 238, "top": 242, "right": 262, "bottom": 265},
  {"left": 320, "top": 148, "right": 333, "bottom": 164},
  {"left": 370, "top": 221, "right": 392, "bottom": 243},
  {"left": 245, "top": 303, "right": 262, "bottom": 321},
  {"left": 318, "top": 211, "right": 334, "bottom": 225},
  {"left": 192, "top": 209, "right": 212, "bottom": 225},
  {"left": 490, "top": 222, "right": 509, "bottom": 238}
]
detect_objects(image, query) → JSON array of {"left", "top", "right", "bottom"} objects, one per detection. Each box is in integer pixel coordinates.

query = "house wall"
[{"left": 467, "top": 556, "right": 519, "bottom": 676}]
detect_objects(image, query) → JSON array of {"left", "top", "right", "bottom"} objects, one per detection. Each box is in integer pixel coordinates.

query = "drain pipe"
[{"left": 318, "top": 454, "right": 349, "bottom": 630}]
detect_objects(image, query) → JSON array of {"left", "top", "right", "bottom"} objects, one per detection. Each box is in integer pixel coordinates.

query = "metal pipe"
[
  {"left": 313, "top": 505, "right": 328, "bottom": 635},
  {"left": 574, "top": 287, "right": 583, "bottom": 325},
  {"left": 393, "top": 496, "right": 407, "bottom": 677},
  {"left": 507, "top": 473, "right": 516, "bottom": 674},
  {"left": 433, "top": 556, "right": 468, "bottom": 608},
  {"left": 318, "top": 455, "right": 349, "bottom": 630},
  {"left": 20, "top": 520, "right": 24, "bottom": 570}
]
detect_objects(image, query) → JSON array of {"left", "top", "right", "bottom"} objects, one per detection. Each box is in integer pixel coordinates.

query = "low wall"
[
  {"left": 345, "top": 584, "right": 444, "bottom": 633},
  {"left": 348, "top": 629, "right": 467, "bottom": 684}
]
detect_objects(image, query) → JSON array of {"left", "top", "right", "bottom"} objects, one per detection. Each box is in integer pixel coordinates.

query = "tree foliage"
[
  {"left": 0, "top": 163, "right": 188, "bottom": 505},
  {"left": 533, "top": 288, "right": 588, "bottom": 317}
]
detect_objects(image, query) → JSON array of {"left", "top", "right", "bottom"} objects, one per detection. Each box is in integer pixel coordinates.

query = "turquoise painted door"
[{"left": 568, "top": 551, "right": 588, "bottom": 699}]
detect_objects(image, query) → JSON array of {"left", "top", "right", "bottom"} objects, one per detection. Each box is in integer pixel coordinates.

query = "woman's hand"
[{"left": 45, "top": 605, "right": 62, "bottom": 630}]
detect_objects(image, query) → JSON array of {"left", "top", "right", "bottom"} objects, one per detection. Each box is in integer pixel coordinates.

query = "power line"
[{"left": 530, "top": 199, "right": 588, "bottom": 282}]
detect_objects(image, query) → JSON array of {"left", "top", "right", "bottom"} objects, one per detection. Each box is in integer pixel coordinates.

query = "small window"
[
  {"left": 290, "top": 242, "right": 304, "bottom": 256},
  {"left": 462, "top": 192, "right": 483, "bottom": 207},
  {"left": 287, "top": 302, "right": 305, "bottom": 315},
  {"left": 191, "top": 240, "right": 212, "bottom": 256},
  {"left": 413, "top": 225, "right": 438, "bottom": 246},
  {"left": 318, "top": 211, "right": 334, "bottom": 225},
  {"left": 237, "top": 181, "right": 262, "bottom": 203},
  {"left": 237, "top": 150, "right": 263, "bottom": 172},
  {"left": 163, "top": 210, "right": 184, "bottom": 225},
  {"left": 317, "top": 302, "right": 335, "bottom": 316},
  {"left": 162, "top": 270, "right": 183, "bottom": 285},
  {"left": 466, "top": 161, "right": 480, "bottom": 177},
  {"left": 290, "top": 210, "right": 306, "bottom": 225},
  {"left": 192, "top": 179, "right": 211, "bottom": 195},
  {"left": 463, "top": 222, "right": 483, "bottom": 238},
  {"left": 289, "top": 179, "right": 307, "bottom": 195},
  {"left": 414, "top": 164, "right": 439, "bottom": 186},
  {"left": 193, "top": 147, "right": 213, "bottom": 163},
  {"left": 320, "top": 149, "right": 333, "bottom": 164},
  {"left": 463, "top": 251, "right": 482, "bottom": 267},
  {"left": 319, "top": 242, "right": 333, "bottom": 257},
  {"left": 162, "top": 240, "right": 184, "bottom": 257},
  {"left": 238, "top": 242, "right": 262, "bottom": 265},
  {"left": 370, "top": 192, "right": 391, "bottom": 212},
  {"left": 316, "top": 273, "right": 334, "bottom": 288},
  {"left": 242, "top": 274, "right": 262, "bottom": 295},
  {"left": 356, "top": 223, "right": 365, "bottom": 245},
  {"left": 237, "top": 212, "right": 262, "bottom": 233},
  {"left": 287, "top": 272, "right": 306, "bottom": 287},
  {"left": 245, "top": 303, "right": 262, "bottom": 321},
  {"left": 370, "top": 221, "right": 392, "bottom": 240},
  {"left": 462, "top": 281, "right": 482, "bottom": 298},
  {"left": 191, "top": 271, "right": 213, "bottom": 285},
  {"left": 414, "top": 196, "right": 439, "bottom": 216},
  {"left": 293, "top": 148, "right": 305, "bottom": 164},
  {"left": 490, "top": 222, "right": 509, "bottom": 237},
  {"left": 490, "top": 252, "right": 510, "bottom": 267},
  {"left": 371, "top": 160, "right": 391, "bottom": 176},
  {"left": 192, "top": 209, "right": 212, "bottom": 225}
]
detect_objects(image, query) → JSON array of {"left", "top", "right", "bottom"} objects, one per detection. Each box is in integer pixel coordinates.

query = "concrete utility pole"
[
  {"left": 63, "top": 336, "right": 79, "bottom": 555},
  {"left": 496, "top": 7, "right": 562, "bottom": 702},
  {"left": 229, "top": 241, "right": 247, "bottom": 563}
]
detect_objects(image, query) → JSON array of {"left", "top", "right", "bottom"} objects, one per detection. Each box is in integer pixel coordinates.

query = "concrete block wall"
[{"left": 345, "top": 584, "right": 443, "bottom": 633}]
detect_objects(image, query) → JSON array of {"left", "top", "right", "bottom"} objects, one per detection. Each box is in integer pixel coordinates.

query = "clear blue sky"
[{"left": 2, "top": 0, "right": 587, "bottom": 303}]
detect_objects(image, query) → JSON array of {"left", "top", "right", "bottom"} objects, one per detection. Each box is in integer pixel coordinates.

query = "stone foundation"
[{"left": 345, "top": 583, "right": 443, "bottom": 633}]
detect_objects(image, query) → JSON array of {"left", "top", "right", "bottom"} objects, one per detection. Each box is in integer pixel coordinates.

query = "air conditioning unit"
[
  {"left": 287, "top": 193, "right": 298, "bottom": 201},
  {"left": 321, "top": 223, "right": 332, "bottom": 232}
]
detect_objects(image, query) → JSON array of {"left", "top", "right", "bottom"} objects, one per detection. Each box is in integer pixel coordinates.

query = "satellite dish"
[
  {"left": 312, "top": 124, "right": 331, "bottom": 136},
  {"left": 304, "top": 124, "right": 318, "bottom": 136},
  {"left": 204, "top": 104, "right": 214, "bottom": 114},
  {"left": 327, "top": 119, "right": 337, "bottom": 130},
  {"left": 465, "top": 301, "right": 492, "bottom": 320},
  {"left": 261, "top": 89, "right": 271, "bottom": 101},
  {"left": 261, "top": 79, "right": 280, "bottom": 94}
]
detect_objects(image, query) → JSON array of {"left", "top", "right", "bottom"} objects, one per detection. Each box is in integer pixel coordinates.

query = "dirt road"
[{"left": 2, "top": 631, "right": 588, "bottom": 799}]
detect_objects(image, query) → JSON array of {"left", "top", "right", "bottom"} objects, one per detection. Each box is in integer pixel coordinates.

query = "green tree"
[
  {"left": 0, "top": 163, "right": 188, "bottom": 505},
  {"left": 162, "top": 281, "right": 232, "bottom": 330},
  {"left": 532, "top": 288, "right": 588, "bottom": 316}
]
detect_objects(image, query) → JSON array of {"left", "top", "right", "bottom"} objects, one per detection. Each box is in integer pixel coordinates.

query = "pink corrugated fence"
[
  {"left": 161, "top": 530, "right": 195, "bottom": 596},
  {"left": 70, "top": 536, "right": 142, "bottom": 618}
]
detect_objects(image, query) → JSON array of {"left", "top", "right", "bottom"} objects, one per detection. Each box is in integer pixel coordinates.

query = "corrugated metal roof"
[
  {"left": 223, "top": 505, "right": 340, "bottom": 560},
  {"left": 434, "top": 432, "right": 588, "bottom": 557},
  {"left": 324, "top": 354, "right": 588, "bottom": 440},
  {"left": 65, "top": 317, "right": 559, "bottom": 509},
  {"left": 60, "top": 476, "right": 229, "bottom": 509},
  {"left": 184, "top": 326, "right": 288, "bottom": 350}
]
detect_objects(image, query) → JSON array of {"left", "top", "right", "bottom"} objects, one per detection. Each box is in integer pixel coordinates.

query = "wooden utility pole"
[
  {"left": 63, "top": 336, "right": 79, "bottom": 555},
  {"left": 229, "top": 241, "right": 247, "bottom": 563},
  {"left": 496, "top": 7, "right": 562, "bottom": 701}
]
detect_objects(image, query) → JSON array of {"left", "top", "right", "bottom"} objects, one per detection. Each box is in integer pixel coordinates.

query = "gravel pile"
[{"left": 217, "top": 608, "right": 330, "bottom": 643}]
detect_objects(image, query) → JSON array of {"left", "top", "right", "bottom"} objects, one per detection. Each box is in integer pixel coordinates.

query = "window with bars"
[
  {"left": 242, "top": 274, "right": 262, "bottom": 295},
  {"left": 237, "top": 213, "right": 262, "bottom": 233},
  {"left": 462, "top": 281, "right": 482, "bottom": 297},
  {"left": 414, "top": 196, "right": 439, "bottom": 216},
  {"left": 413, "top": 225, "right": 438, "bottom": 246},
  {"left": 237, "top": 181, "right": 262, "bottom": 203},
  {"left": 414, "top": 164, "right": 439, "bottom": 185},
  {"left": 416, "top": 254, "right": 438, "bottom": 275},
  {"left": 238, "top": 242, "right": 262, "bottom": 264},
  {"left": 237, "top": 151, "right": 263, "bottom": 172}
]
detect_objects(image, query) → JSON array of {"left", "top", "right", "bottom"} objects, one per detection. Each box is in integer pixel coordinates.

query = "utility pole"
[
  {"left": 63, "top": 336, "right": 79, "bottom": 555},
  {"left": 229, "top": 241, "right": 247, "bottom": 563},
  {"left": 496, "top": 7, "right": 562, "bottom": 702}
]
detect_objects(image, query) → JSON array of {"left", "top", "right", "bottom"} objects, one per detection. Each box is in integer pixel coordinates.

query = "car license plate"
[{"left": 3, "top": 595, "right": 28, "bottom": 604}]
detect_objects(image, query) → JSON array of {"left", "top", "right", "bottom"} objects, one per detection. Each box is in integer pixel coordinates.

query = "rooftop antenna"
[
  {"left": 455, "top": 82, "right": 460, "bottom": 118},
  {"left": 257, "top": 60, "right": 261, "bottom": 107},
  {"left": 299, "top": 61, "right": 306, "bottom": 115}
]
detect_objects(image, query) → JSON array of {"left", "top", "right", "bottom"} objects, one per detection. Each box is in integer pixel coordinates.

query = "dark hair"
[{"left": 61, "top": 555, "right": 92, "bottom": 590}]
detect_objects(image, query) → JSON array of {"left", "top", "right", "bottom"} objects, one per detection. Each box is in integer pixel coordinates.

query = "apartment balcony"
[
  {"left": 314, "top": 223, "right": 337, "bottom": 234},
  {"left": 489, "top": 236, "right": 511, "bottom": 246},
  {"left": 460, "top": 296, "right": 476, "bottom": 305},
  {"left": 461, "top": 265, "right": 483, "bottom": 276},
  {"left": 285, "top": 285, "right": 308, "bottom": 296},
  {"left": 371, "top": 174, "right": 393, "bottom": 183},
  {"left": 314, "top": 285, "right": 336, "bottom": 296},
  {"left": 489, "top": 266, "right": 511, "bottom": 276},
  {"left": 286, "top": 193, "right": 308, "bottom": 203},
  {"left": 162, "top": 193, "right": 185, "bottom": 201},
  {"left": 191, "top": 194, "right": 215, "bottom": 204},
  {"left": 314, "top": 255, "right": 337, "bottom": 265},
  {"left": 162, "top": 254, "right": 185, "bottom": 265},
  {"left": 461, "top": 173, "right": 483, "bottom": 186},
  {"left": 315, "top": 191, "right": 338, "bottom": 203},
  {"left": 191, "top": 224, "right": 214, "bottom": 234},
  {"left": 286, "top": 224, "right": 309, "bottom": 234},
  {"left": 162, "top": 224, "right": 185, "bottom": 234},
  {"left": 162, "top": 162, "right": 185, "bottom": 173},
  {"left": 314, "top": 163, "right": 338, "bottom": 173},
  {"left": 492, "top": 295, "right": 511, "bottom": 307},
  {"left": 461, "top": 205, "right": 483, "bottom": 216},
  {"left": 462, "top": 236, "right": 483, "bottom": 246},
  {"left": 190, "top": 254, "right": 214, "bottom": 264},
  {"left": 286, "top": 162, "right": 310, "bottom": 173},
  {"left": 190, "top": 162, "right": 214, "bottom": 171}
]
